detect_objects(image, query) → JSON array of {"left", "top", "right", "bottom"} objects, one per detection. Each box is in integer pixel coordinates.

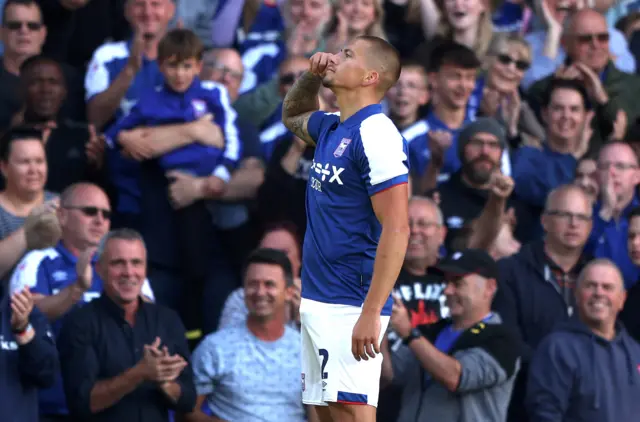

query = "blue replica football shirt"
[
  {"left": 302, "top": 104, "right": 409, "bottom": 316},
  {"left": 104, "top": 78, "right": 241, "bottom": 180}
]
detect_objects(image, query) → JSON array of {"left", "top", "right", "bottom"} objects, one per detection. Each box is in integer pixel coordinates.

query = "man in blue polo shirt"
[{"left": 9, "top": 182, "right": 154, "bottom": 422}]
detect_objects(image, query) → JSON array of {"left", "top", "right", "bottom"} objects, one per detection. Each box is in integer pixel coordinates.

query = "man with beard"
[{"left": 432, "top": 117, "right": 532, "bottom": 251}]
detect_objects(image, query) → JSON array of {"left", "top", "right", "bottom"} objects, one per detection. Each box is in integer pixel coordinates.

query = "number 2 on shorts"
[{"left": 319, "top": 349, "right": 329, "bottom": 380}]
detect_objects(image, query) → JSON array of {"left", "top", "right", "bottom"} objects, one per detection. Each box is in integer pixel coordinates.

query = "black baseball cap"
[{"left": 435, "top": 249, "right": 499, "bottom": 280}]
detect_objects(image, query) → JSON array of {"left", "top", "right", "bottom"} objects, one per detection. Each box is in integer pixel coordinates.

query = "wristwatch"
[{"left": 402, "top": 327, "right": 422, "bottom": 345}]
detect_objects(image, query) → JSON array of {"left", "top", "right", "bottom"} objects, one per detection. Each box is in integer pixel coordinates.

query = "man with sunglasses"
[
  {"left": 8, "top": 182, "right": 154, "bottom": 422},
  {"left": 522, "top": 0, "right": 635, "bottom": 90},
  {"left": 528, "top": 8, "right": 640, "bottom": 149}
]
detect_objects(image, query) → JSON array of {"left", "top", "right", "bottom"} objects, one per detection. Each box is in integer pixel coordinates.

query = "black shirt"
[
  {"left": 0, "top": 59, "right": 86, "bottom": 131},
  {"left": 256, "top": 137, "right": 314, "bottom": 234},
  {"left": 432, "top": 170, "right": 536, "bottom": 251},
  {"left": 57, "top": 295, "right": 196, "bottom": 422},
  {"left": 377, "top": 266, "right": 447, "bottom": 422}
]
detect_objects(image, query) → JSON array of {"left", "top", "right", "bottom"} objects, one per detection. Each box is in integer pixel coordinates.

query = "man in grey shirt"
[
  {"left": 382, "top": 249, "right": 521, "bottom": 422},
  {"left": 185, "top": 248, "right": 304, "bottom": 422}
]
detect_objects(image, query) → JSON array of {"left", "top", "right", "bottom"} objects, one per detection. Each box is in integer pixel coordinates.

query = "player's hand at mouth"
[
  {"left": 309, "top": 52, "right": 338, "bottom": 78},
  {"left": 351, "top": 309, "right": 381, "bottom": 361}
]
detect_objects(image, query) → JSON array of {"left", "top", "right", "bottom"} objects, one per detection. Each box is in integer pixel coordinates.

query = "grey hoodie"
[{"left": 391, "top": 313, "right": 520, "bottom": 422}]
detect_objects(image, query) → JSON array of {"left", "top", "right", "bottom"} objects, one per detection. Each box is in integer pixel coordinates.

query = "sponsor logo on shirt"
[
  {"left": 301, "top": 373, "right": 306, "bottom": 392},
  {"left": 310, "top": 160, "right": 345, "bottom": 192}
]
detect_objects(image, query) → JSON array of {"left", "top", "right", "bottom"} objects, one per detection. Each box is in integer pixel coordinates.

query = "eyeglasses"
[
  {"left": 496, "top": 54, "right": 530, "bottom": 71},
  {"left": 597, "top": 161, "right": 639, "bottom": 171},
  {"left": 279, "top": 71, "right": 305, "bottom": 85},
  {"left": 65, "top": 206, "right": 112, "bottom": 220},
  {"left": 575, "top": 32, "right": 609, "bottom": 44},
  {"left": 545, "top": 210, "right": 592, "bottom": 222},
  {"left": 205, "top": 62, "right": 243, "bottom": 81},
  {"left": 4, "top": 20, "right": 42, "bottom": 31}
]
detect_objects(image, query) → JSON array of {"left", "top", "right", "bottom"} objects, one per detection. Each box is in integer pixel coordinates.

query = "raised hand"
[
  {"left": 86, "top": 124, "right": 106, "bottom": 168},
  {"left": 390, "top": 294, "right": 411, "bottom": 339},
  {"left": 126, "top": 29, "right": 145, "bottom": 73},
  {"left": 139, "top": 337, "right": 188, "bottom": 383},
  {"left": 10, "top": 287, "right": 34, "bottom": 332},
  {"left": 428, "top": 130, "right": 453, "bottom": 169},
  {"left": 75, "top": 247, "right": 97, "bottom": 291},
  {"left": 574, "top": 110, "right": 594, "bottom": 159},
  {"left": 489, "top": 172, "right": 515, "bottom": 199},
  {"left": 309, "top": 52, "right": 338, "bottom": 78}
]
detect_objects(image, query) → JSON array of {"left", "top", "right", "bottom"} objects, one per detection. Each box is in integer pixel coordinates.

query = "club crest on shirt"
[
  {"left": 192, "top": 100, "right": 207, "bottom": 118},
  {"left": 334, "top": 138, "right": 352, "bottom": 157}
]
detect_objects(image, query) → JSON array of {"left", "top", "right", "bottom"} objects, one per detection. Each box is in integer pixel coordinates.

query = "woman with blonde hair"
[
  {"left": 475, "top": 33, "right": 545, "bottom": 145},
  {"left": 415, "top": 0, "right": 495, "bottom": 63}
]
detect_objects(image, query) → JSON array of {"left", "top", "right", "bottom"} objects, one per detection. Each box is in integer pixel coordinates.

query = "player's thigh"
[
  {"left": 308, "top": 405, "right": 333, "bottom": 422},
  {"left": 328, "top": 401, "right": 377, "bottom": 422}
]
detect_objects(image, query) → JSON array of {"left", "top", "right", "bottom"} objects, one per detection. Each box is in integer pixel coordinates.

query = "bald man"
[
  {"left": 528, "top": 9, "right": 640, "bottom": 149},
  {"left": 586, "top": 142, "right": 640, "bottom": 287},
  {"left": 201, "top": 48, "right": 244, "bottom": 102},
  {"left": 526, "top": 259, "right": 640, "bottom": 422}
]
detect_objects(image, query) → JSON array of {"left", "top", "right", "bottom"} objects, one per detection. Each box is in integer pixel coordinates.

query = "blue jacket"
[
  {"left": 0, "top": 291, "right": 58, "bottom": 422},
  {"left": 513, "top": 144, "right": 577, "bottom": 208},
  {"left": 586, "top": 195, "right": 640, "bottom": 289},
  {"left": 526, "top": 318, "right": 640, "bottom": 422}
]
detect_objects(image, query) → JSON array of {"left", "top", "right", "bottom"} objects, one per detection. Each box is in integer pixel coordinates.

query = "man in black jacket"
[
  {"left": 57, "top": 228, "right": 196, "bottom": 422},
  {"left": 493, "top": 184, "right": 593, "bottom": 422}
]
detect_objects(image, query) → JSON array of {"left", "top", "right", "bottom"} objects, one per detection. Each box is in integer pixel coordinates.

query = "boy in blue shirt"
[
  {"left": 105, "top": 29, "right": 241, "bottom": 323},
  {"left": 106, "top": 28, "right": 240, "bottom": 182}
]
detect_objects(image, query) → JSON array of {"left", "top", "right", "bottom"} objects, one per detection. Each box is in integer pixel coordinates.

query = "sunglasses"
[
  {"left": 4, "top": 20, "right": 42, "bottom": 31},
  {"left": 279, "top": 71, "right": 305, "bottom": 85},
  {"left": 496, "top": 54, "right": 530, "bottom": 71},
  {"left": 65, "top": 206, "right": 112, "bottom": 220},
  {"left": 575, "top": 32, "right": 609, "bottom": 44}
]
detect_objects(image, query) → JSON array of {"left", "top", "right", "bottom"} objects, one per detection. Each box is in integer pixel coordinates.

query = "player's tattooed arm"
[{"left": 282, "top": 71, "right": 322, "bottom": 146}]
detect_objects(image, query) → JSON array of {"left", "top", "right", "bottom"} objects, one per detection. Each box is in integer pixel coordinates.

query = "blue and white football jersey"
[{"left": 301, "top": 104, "right": 409, "bottom": 316}]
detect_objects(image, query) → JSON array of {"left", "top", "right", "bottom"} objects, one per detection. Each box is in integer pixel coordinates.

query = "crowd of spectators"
[{"left": 3, "top": 0, "right": 640, "bottom": 421}]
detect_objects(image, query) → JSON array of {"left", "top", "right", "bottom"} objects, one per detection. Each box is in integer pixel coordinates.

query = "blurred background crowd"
[{"left": 4, "top": 0, "right": 640, "bottom": 421}]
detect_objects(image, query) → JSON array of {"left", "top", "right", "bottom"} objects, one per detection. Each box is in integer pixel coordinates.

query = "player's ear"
[{"left": 363, "top": 70, "right": 380, "bottom": 88}]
